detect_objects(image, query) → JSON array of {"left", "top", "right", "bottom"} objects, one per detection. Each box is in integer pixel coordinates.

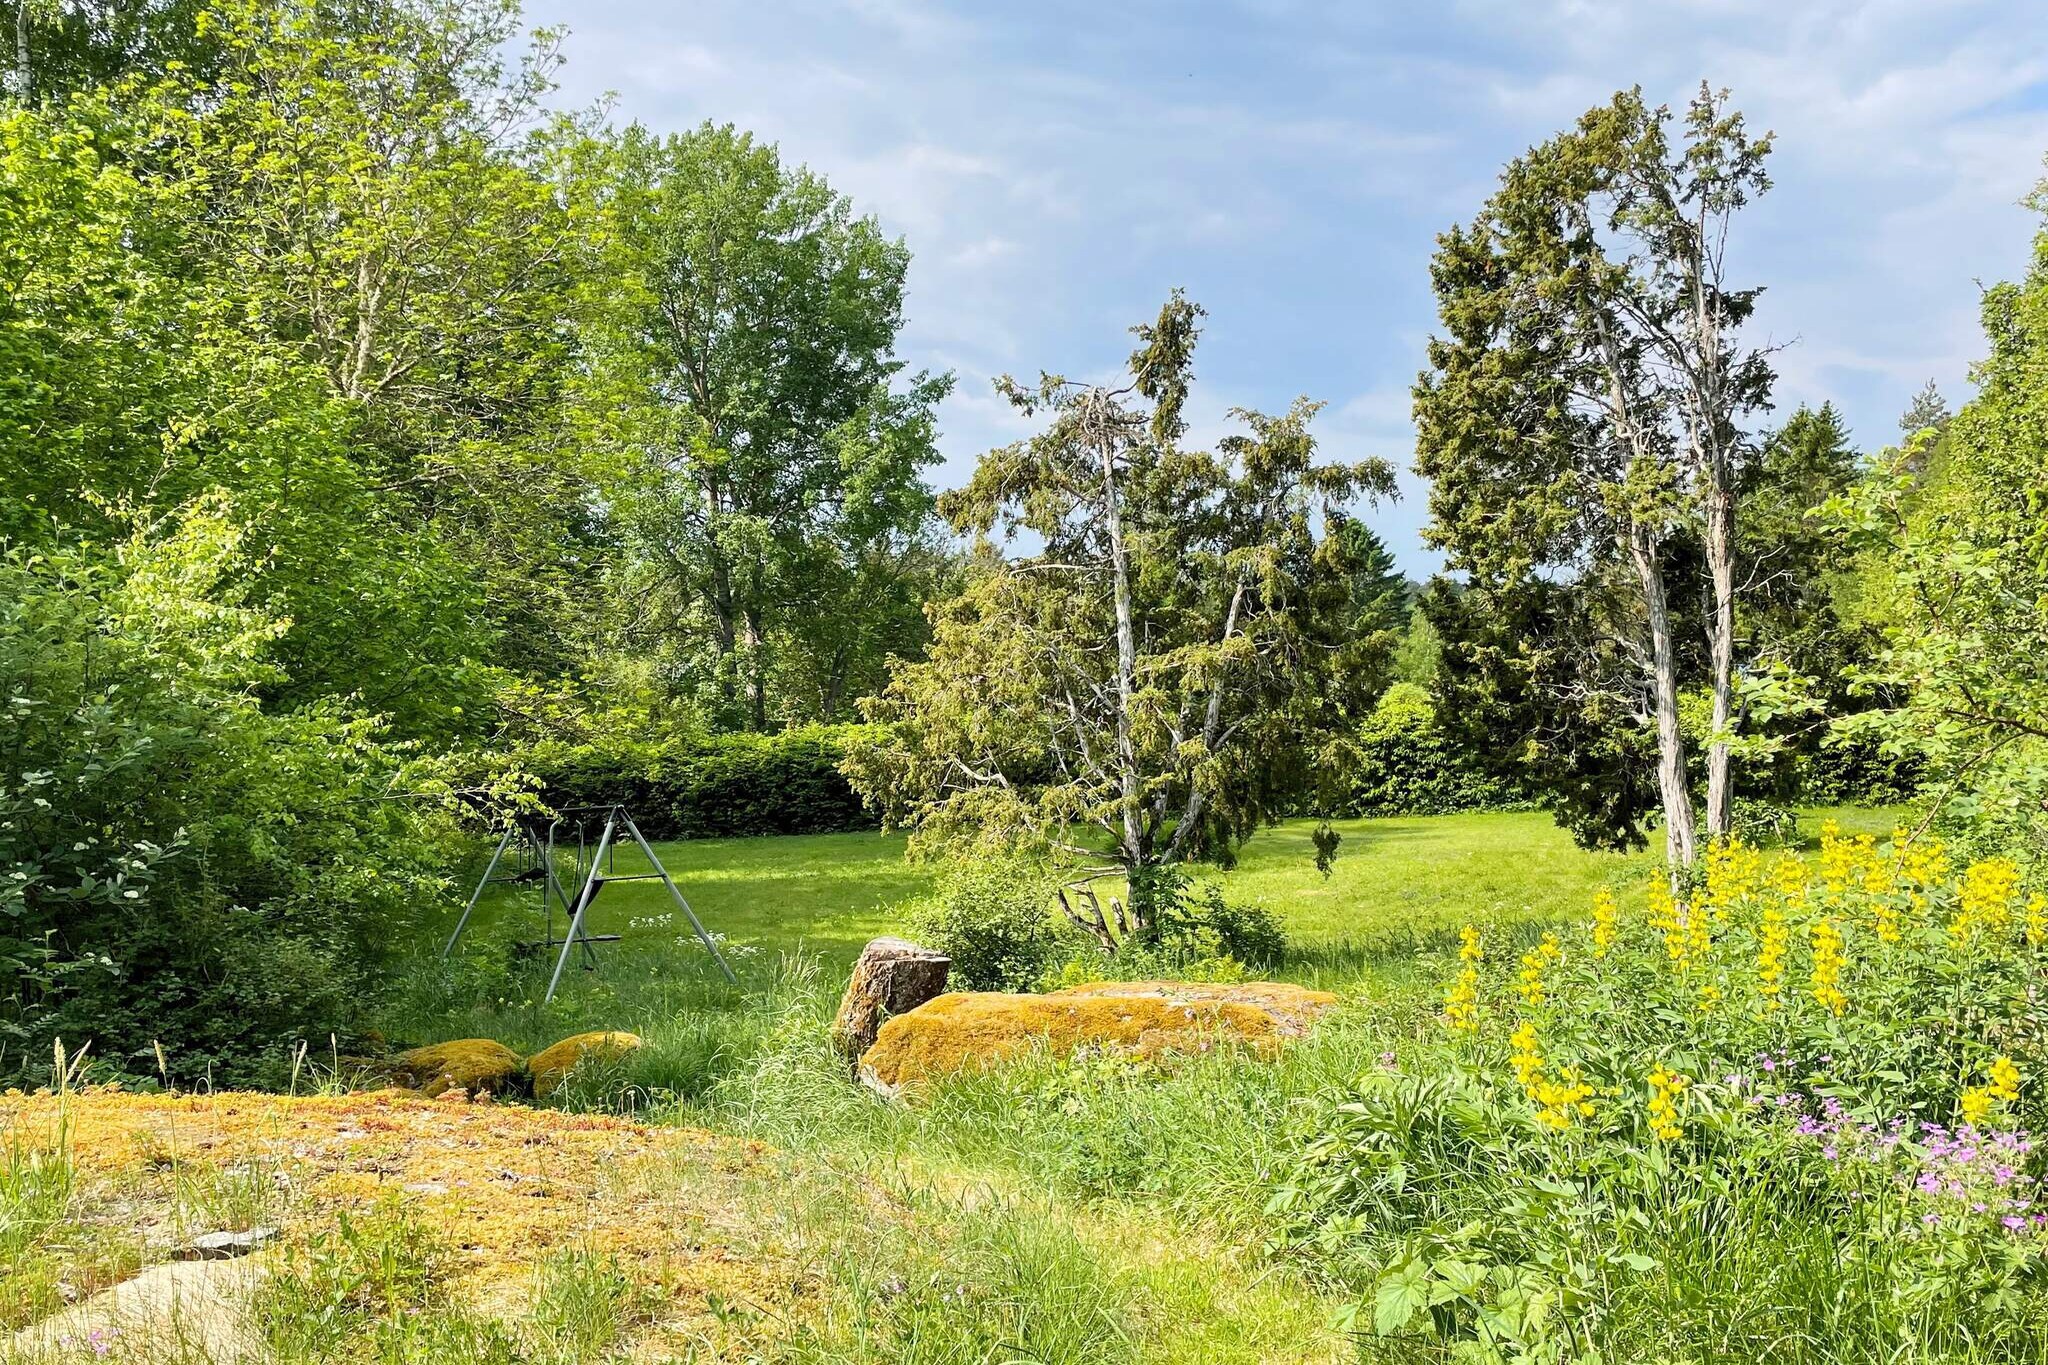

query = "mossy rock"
[
  {"left": 529, "top": 1031, "right": 643, "bottom": 1099},
  {"left": 857, "top": 990, "right": 1287, "bottom": 1095},
  {"left": 1050, "top": 980, "right": 1339, "bottom": 1036},
  {"left": 389, "top": 1039, "right": 525, "bottom": 1098}
]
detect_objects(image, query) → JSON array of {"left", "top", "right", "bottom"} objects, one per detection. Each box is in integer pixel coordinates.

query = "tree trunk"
[
  {"left": 12, "top": 0, "right": 27, "bottom": 100},
  {"left": 1096, "top": 413, "right": 1148, "bottom": 873},
  {"left": 1703, "top": 471, "right": 1737, "bottom": 842},
  {"left": 1629, "top": 527, "right": 1697, "bottom": 873},
  {"left": 742, "top": 605, "right": 767, "bottom": 731},
  {"left": 831, "top": 936, "right": 950, "bottom": 1070}
]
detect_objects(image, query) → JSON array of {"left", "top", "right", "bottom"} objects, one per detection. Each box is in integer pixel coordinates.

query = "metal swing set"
[{"left": 440, "top": 803, "right": 736, "bottom": 1003}]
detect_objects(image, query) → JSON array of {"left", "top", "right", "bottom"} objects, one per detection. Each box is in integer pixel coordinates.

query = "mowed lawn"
[{"left": 432, "top": 805, "right": 1906, "bottom": 976}]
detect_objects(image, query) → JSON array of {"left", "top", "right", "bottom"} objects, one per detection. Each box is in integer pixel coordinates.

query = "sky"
[{"left": 523, "top": 0, "right": 2048, "bottom": 577}]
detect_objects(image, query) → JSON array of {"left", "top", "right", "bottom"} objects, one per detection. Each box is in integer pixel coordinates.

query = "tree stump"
[{"left": 831, "top": 936, "right": 951, "bottom": 1070}]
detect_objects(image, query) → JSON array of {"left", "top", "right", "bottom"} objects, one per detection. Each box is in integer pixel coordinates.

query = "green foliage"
[
  {"left": 579, "top": 120, "right": 950, "bottom": 731},
  {"left": 0, "top": 516, "right": 461, "bottom": 1085},
  {"left": 901, "top": 862, "right": 1073, "bottom": 992},
  {"left": 525, "top": 724, "right": 883, "bottom": 840},
  {"left": 1272, "top": 832, "right": 2048, "bottom": 1360},
  {"left": 848, "top": 294, "right": 1395, "bottom": 887},
  {"left": 1828, "top": 185, "right": 2048, "bottom": 875},
  {"left": 1337, "top": 683, "right": 1525, "bottom": 817},
  {"left": 1129, "top": 864, "right": 1288, "bottom": 970}
]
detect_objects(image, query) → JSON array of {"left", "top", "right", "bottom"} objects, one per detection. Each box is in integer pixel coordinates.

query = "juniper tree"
[
  {"left": 846, "top": 293, "right": 1392, "bottom": 942},
  {"left": 1415, "top": 85, "right": 1774, "bottom": 868}
]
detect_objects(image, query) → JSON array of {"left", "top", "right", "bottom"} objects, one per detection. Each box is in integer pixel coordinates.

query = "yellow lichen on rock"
[
  {"left": 0, "top": 1087, "right": 787, "bottom": 1345},
  {"left": 389, "top": 1038, "right": 526, "bottom": 1097},
  {"left": 857, "top": 991, "right": 1286, "bottom": 1093},
  {"left": 528, "top": 1030, "right": 644, "bottom": 1098},
  {"left": 1051, "top": 980, "right": 1340, "bottom": 1036}
]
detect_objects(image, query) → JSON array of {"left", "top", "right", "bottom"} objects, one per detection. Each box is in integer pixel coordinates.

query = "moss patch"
[
  {"left": 389, "top": 1039, "right": 526, "bottom": 1098},
  {"left": 859, "top": 991, "right": 1287, "bottom": 1093},
  {"left": 1052, "top": 980, "right": 1340, "bottom": 1035},
  {"left": 529, "top": 1031, "right": 643, "bottom": 1099}
]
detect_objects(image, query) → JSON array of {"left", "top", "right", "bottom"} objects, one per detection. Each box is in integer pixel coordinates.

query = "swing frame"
[{"left": 441, "top": 803, "right": 737, "bottom": 1002}]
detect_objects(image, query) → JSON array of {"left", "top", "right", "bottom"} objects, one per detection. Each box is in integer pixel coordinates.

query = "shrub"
[
  {"left": 0, "top": 520, "right": 461, "bottom": 1087},
  {"left": 1134, "top": 865, "right": 1287, "bottom": 969},
  {"left": 1272, "top": 825, "right": 2048, "bottom": 1360},
  {"left": 1341, "top": 683, "right": 1523, "bottom": 817},
  {"left": 522, "top": 725, "right": 881, "bottom": 839},
  {"left": 901, "top": 862, "right": 1075, "bottom": 991}
]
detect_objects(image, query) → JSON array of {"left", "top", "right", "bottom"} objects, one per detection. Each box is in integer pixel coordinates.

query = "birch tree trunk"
[
  {"left": 1629, "top": 527, "right": 1698, "bottom": 872},
  {"left": 1703, "top": 471, "right": 1737, "bottom": 840},
  {"left": 1095, "top": 407, "right": 1149, "bottom": 890}
]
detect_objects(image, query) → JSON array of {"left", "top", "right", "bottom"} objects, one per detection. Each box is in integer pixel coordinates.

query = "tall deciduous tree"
[
  {"left": 1832, "top": 187, "right": 2048, "bottom": 865},
  {"left": 846, "top": 294, "right": 1392, "bottom": 931},
  {"left": 583, "top": 122, "right": 948, "bottom": 729},
  {"left": 1416, "top": 85, "right": 1773, "bottom": 869}
]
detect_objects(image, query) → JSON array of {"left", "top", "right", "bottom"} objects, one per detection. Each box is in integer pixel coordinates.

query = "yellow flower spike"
[
  {"left": 1756, "top": 900, "right": 1788, "bottom": 1012},
  {"left": 1647, "top": 1066, "right": 1690, "bottom": 1141},
  {"left": 1590, "top": 887, "right": 1618, "bottom": 958},
  {"left": 1958, "top": 1055, "right": 2022, "bottom": 1129},
  {"left": 1810, "top": 917, "right": 1848, "bottom": 1016},
  {"left": 1443, "top": 925, "right": 1482, "bottom": 1033},
  {"left": 1953, "top": 859, "right": 2021, "bottom": 948},
  {"left": 1517, "top": 932, "right": 1561, "bottom": 1006},
  {"left": 2026, "top": 893, "right": 2048, "bottom": 950},
  {"left": 1818, "top": 820, "right": 1851, "bottom": 897},
  {"left": 1649, "top": 878, "right": 1692, "bottom": 973}
]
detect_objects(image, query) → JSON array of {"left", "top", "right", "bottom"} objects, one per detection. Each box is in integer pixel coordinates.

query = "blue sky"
[{"left": 526, "top": 0, "right": 2048, "bottom": 576}]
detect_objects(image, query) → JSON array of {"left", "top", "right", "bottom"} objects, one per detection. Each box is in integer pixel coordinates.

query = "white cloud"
[{"left": 531, "top": 0, "right": 2048, "bottom": 573}]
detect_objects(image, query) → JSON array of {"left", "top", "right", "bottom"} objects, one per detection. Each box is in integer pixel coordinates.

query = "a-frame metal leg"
[
  {"left": 443, "top": 824, "right": 516, "bottom": 958},
  {"left": 545, "top": 812, "right": 616, "bottom": 1003},
  {"left": 624, "top": 814, "right": 737, "bottom": 984}
]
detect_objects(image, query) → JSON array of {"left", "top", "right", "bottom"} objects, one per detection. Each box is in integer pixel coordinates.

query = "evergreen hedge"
[{"left": 524, "top": 725, "right": 881, "bottom": 839}]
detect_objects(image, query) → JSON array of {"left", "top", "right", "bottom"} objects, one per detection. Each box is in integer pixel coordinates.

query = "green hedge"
[
  {"left": 1339, "top": 684, "right": 1527, "bottom": 817},
  {"left": 523, "top": 725, "right": 881, "bottom": 839}
]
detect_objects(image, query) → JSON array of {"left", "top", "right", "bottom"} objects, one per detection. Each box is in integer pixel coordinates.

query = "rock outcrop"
[
  {"left": 857, "top": 980, "right": 1338, "bottom": 1095},
  {"left": 528, "top": 1030, "right": 643, "bottom": 1099},
  {"left": 388, "top": 1039, "right": 526, "bottom": 1098},
  {"left": 831, "top": 936, "right": 952, "bottom": 1069}
]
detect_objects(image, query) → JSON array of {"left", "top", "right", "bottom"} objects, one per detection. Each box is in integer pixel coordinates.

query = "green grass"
[
  {"left": 370, "top": 803, "right": 1928, "bottom": 1363},
  {"left": 427, "top": 806, "right": 1907, "bottom": 982}
]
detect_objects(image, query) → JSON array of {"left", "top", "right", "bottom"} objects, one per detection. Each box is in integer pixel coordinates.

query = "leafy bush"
[
  {"left": 1, "top": 517, "right": 461, "bottom": 1086},
  {"left": 523, "top": 725, "right": 882, "bottom": 839},
  {"left": 1133, "top": 865, "right": 1288, "bottom": 969},
  {"left": 1340, "top": 683, "right": 1524, "bottom": 817},
  {"left": 901, "top": 862, "right": 1076, "bottom": 991},
  {"left": 1272, "top": 825, "right": 2048, "bottom": 1359}
]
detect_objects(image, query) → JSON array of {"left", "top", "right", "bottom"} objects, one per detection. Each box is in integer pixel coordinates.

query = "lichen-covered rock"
[
  {"left": 1051, "top": 980, "right": 1339, "bottom": 1036},
  {"left": 389, "top": 1039, "right": 525, "bottom": 1098},
  {"left": 529, "top": 1031, "right": 643, "bottom": 1099},
  {"left": 857, "top": 991, "right": 1286, "bottom": 1095},
  {"left": 831, "top": 936, "right": 951, "bottom": 1068}
]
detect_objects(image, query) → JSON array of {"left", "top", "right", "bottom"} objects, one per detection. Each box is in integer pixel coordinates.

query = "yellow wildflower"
[
  {"left": 1695, "top": 981, "right": 1723, "bottom": 1015},
  {"left": 1531, "top": 1066, "right": 1595, "bottom": 1131},
  {"left": 1443, "top": 925, "right": 1482, "bottom": 1033},
  {"left": 1649, "top": 878, "right": 1692, "bottom": 973},
  {"left": 1509, "top": 1020, "right": 1544, "bottom": 1091},
  {"left": 1952, "top": 858, "right": 2021, "bottom": 948},
  {"left": 1756, "top": 899, "right": 1789, "bottom": 1011},
  {"left": 1647, "top": 1066, "right": 1690, "bottom": 1141},
  {"left": 1959, "top": 1055, "right": 2021, "bottom": 1128},
  {"left": 1771, "top": 853, "right": 1807, "bottom": 911},
  {"left": 1810, "top": 917, "right": 1847, "bottom": 1016},
  {"left": 1590, "top": 887, "right": 1618, "bottom": 958},
  {"left": 2026, "top": 893, "right": 2048, "bottom": 950},
  {"left": 1518, "top": 932, "right": 1562, "bottom": 1006},
  {"left": 1818, "top": 820, "right": 1853, "bottom": 897}
]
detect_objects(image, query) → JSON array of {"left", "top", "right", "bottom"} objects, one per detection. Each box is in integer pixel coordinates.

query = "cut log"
[{"left": 831, "top": 937, "right": 951, "bottom": 1070}]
